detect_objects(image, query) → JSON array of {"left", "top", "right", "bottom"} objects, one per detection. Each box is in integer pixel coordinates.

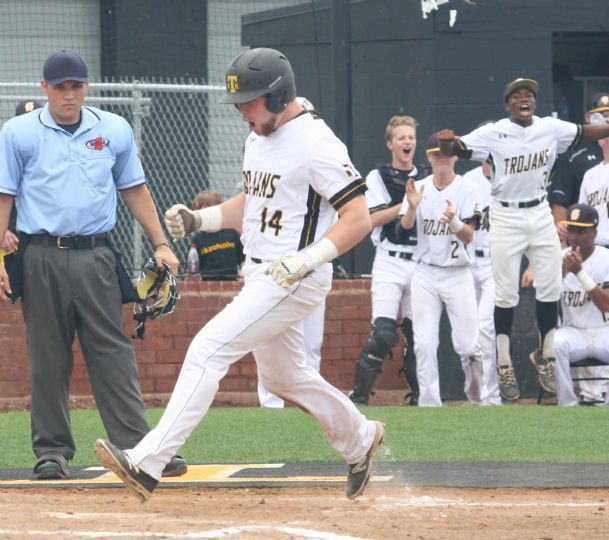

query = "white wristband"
[
  {"left": 300, "top": 237, "right": 339, "bottom": 271},
  {"left": 576, "top": 269, "right": 597, "bottom": 292},
  {"left": 449, "top": 215, "right": 465, "bottom": 233},
  {"left": 195, "top": 206, "right": 222, "bottom": 232}
]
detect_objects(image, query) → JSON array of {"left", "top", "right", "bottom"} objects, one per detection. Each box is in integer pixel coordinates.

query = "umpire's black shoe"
[
  {"left": 95, "top": 439, "right": 158, "bottom": 502},
  {"left": 162, "top": 455, "right": 188, "bottom": 477},
  {"left": 346, "top": 421, "right": 384, "bottom": 500},
  {"left": 348, "top": 390, "right": 369, "bottom": 406}
]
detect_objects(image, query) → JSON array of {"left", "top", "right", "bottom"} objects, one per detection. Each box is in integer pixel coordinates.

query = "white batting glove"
[
  {"left": 266, "top": 237, "right": 340, "bottom": 288},
  {"left": 267, "top": 253, "right": 313, "bottom": 288},
  {"left": 164, "top": 204, "right": 201, "bottom": 240}
]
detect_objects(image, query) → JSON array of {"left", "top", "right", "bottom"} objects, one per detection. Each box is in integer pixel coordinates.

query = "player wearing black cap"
[{"left": 437, "top": 78, "right": 609, "bottom": 401}]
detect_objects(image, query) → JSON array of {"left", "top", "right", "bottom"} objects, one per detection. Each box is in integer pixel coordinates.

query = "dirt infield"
[{"left": 0, "top": 486, "right": 607, "bottom": 539}]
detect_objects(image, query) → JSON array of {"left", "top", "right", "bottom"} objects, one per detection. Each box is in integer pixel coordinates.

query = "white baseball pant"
[
  {"left": 553, "top": 326, "right": 609, "bottom": 407},
  {"left": 471, "top": 256, "right": 501, "bottom": 405},
  {"left": 411, "top": 263, "right": 482, "bottom": 407},
  {"left": 371, "top": 248, "right": 416, "bottom": 321},
  {"left": 257, "top": 300, "right": 326, "bottom": 408},
  {"left": 125, "top": 260, "right": 376, "bottom": 478},
  {"left": 490, "top": 201, "right": 561, "bottom": 307}
]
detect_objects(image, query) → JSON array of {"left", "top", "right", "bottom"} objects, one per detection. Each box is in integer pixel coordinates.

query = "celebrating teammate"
[
  {"left": 554, "top": 204, "right": 609, "bottom": 406},
  {"left": 349, "top": 115, "right": 426, "bottom": 407},
  {"left": 463, "top": 160, "right": 502, "bottom": 405},
  {"left": 437, "top": 77, "right": 609, "bottom": 400},
  {"left": 398, "top": 133, "right": 483, "bottom": 407},
  {"left": 95, "top": 47, "right": 384, "bottom": 502}
]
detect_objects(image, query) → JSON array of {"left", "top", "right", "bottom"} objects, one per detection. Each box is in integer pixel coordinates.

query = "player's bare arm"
[
  {"left": 0, "top": 194, "right": 14, "bottom": 301},
  {"left": 121, "top": 184, "right": 180, "bottom": 275},
  {"left": 267, "top": 195, "right": 371, "bottom": 288},
  {"left": 437, "top": 129, "right": 457, "bottom": 156},
  {"left": 327, "top": 194, "right": 372, "bottom": 254},
  {"left": 582, "top": 123, "right": 609, "bottom": 141},
  {"left": 369, "top": 203, "right": 402, "bottom": 228},
  {"left": 400, "top": 178, "right": 422, "bottom": 230}
]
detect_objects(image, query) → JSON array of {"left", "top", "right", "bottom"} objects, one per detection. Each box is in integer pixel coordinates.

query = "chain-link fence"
[{"left": 0, "top": 79, "right": 250, "bottom": 274}]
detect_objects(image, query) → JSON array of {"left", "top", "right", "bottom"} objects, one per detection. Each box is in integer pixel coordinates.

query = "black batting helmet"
[{"left": 220, "top": 47, "right": 296, "bottom": 113}]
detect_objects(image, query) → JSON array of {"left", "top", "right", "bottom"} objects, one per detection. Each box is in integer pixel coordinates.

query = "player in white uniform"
[
  {"left": 95, "top": 48, "right": 384, "bottom": 502},
  {"left": 438, "top": 78, "right": 609, "bottom": 400},
  {"left": 463, "top": 161, "right": 502, "bottom": 405},
  {"left": 398, "top": 133, "right": 483, "bottom": 407},
  {"left": 554, "top": 204, "right": 609, "bottom": 406},
  {"left": 349, "top": 115, "right": 426, "bottom": 406},
  {"left": 257, "top": 97, "right": 326, "bottom": 409}
]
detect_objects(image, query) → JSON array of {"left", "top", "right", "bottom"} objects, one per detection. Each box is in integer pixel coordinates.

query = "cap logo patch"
[
  {"left": 227, "top": 75, "right": 239, "bottom": 93},
  {"left": 601, "top": 96, "right": 609, "bottom": 106},
  {"left": 570, "top": 208, "right": 581, "bottom": 221},
  {"left": 86, "top": 137, "right": 110, "bottom": 151}
]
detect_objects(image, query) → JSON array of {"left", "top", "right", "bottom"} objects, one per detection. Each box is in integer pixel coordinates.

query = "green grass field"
[{"left": 0, "top": 405, "right": 607, "bottom": 469}]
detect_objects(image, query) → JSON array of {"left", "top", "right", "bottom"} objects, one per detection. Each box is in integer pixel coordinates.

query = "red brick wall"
[{"left": 0, "top": 279, "right": 406, "bottom": 401}]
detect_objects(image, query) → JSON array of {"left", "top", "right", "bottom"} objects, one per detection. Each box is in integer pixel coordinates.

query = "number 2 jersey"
[
  {"left": 560, "top": 246, "right": 609, "bottom": 329},
  {"left": 399, "top": 174, "right": 482, "bottom": 267},
  {"left": 240, "top": 111, "right": 365, "bottom": 264},
  {"left": 460, "top": 116, "right": 582, "bottom": 202}
]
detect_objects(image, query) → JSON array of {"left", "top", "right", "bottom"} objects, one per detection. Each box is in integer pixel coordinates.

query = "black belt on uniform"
[
  {"left": 251, "top": 257, "right": 263, "bottom": 263},
  {"left": 388, "top": 250, "right": 413, "bottom": 261},
  {"left": 28, "top": 233, "right": 108, "bottom": 249},
  {"left": 498, "top": 196, "right": 545, "bottom": 209},
  {"left": 475, "top": 248, "right": 490, "bottom": 257}
]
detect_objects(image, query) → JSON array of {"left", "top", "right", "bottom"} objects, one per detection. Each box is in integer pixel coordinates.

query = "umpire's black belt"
[
  {"left": 498, "top": 196, "right": 545, "bottom": 209},
  {"left": 28, "top": 233, "right": 108, "bottom": 249},
  {"left": 388, "top": 250, "right": 413, "bottom": 261}
]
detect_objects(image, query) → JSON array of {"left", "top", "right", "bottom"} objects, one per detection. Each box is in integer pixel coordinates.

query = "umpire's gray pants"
[{"left": 22, "top": 242, "right": 150, "bottom": 460}]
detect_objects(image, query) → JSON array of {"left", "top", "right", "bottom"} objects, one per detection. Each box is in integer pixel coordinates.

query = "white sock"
[
  {"left": 541, "top": 329, "right": 555, "bottom": 358},
  {"left": 497, "top": 334, "right": 512, "bottom": 367}
]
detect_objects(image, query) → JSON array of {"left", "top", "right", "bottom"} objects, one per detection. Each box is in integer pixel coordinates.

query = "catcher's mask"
[{"left": 132, "top": 259, "right": 180, "bottom": 339}]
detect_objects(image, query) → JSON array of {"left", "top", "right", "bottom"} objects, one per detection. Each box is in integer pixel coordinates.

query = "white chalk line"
[
  {"left": 369, "top": 495, "right": 604, "bottom": 510},
  {"left": 0, "top": 527, "right": 366, "bottom": 539}
]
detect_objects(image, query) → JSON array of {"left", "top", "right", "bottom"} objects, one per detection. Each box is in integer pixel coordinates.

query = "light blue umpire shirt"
[{"left": 0, "top": 104, "right": 145, "bottom": 235}]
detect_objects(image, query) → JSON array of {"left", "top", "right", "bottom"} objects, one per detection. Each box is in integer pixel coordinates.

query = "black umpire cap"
[
  {"left": 563, "top": 204, "right": 599, "bottom": 228},
  {"left": 15, "top": 100, "right": 43, "bottom": 116},
  {"left": 43, "top": 50, "right": 89, "bottom": 85}
]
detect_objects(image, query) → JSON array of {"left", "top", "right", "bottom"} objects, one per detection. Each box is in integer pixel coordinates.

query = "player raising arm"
[
  {"left": 95, "top": 47, "right": 383, "bottom": 503},
  {"left": 436, "top": 77, "right": 609, "bottom": 401}
]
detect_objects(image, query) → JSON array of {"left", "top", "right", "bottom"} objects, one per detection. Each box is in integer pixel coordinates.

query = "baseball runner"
[
  {"left": 463, "top": 162, "right": 502, "bottom": 405},
  {"left": 95, "top": 47, "right": 383, "bottom": 502},
  {"left": 555, "top": 203, "right": 609, "bottom": 407},
  {"left": 349, "top": 115, "right": 426, "bottom": 407},
  {"left": 438, "top": 77, "right": 609, "bottom": 400},
  {"left": 398, "top": 133, "right": 483, "bottom": 407}
]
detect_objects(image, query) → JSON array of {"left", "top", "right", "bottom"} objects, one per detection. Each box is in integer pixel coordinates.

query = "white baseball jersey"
[
  {"left": 560, "top": 246, "right": 609, "bottom": 329},
  {"left": 463, "top": 166, "right": 492, "bottom": 252},
  {"left": 240, "top": 112, "right": 364, "bottom": 265},
  {"left": 460, "top": 117, "right": 581, "bottom": 202},
  {"left": 578, "top": 161, "right": 609, "bottom": 246},
  {"left": 366, "top": 166, "right": 421, "bottom": 253},
  {"left": 399, "top": 174, "right": 482, "bottom": 267}
]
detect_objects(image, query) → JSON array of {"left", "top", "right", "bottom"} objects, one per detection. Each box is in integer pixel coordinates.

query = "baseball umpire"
[{"left": 438, "top": 77, "right": 609, "bottom": 400}]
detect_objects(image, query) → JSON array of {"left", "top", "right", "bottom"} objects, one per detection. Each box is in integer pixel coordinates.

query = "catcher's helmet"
[
  {"left": 132, "top": 259, "right": 180, "bottom": 339},
  {"left": 221, "top": 47, "right": 296, "bottom": 113}
]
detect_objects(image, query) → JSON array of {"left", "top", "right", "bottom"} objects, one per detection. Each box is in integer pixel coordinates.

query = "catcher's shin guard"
[
  {"left": 399, "top": 317, "right": 419, "bottom": 404},
  {"left": 349, "top": 353, "right": 383, "bottom": 405}
]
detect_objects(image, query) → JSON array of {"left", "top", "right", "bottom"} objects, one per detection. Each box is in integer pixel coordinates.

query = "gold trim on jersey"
[
  {"left": 299, "top": 188, "right": 321, "bottom": 250},
  {"left": 329, "top": 179, "right": 367, "bottom": 210}
]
